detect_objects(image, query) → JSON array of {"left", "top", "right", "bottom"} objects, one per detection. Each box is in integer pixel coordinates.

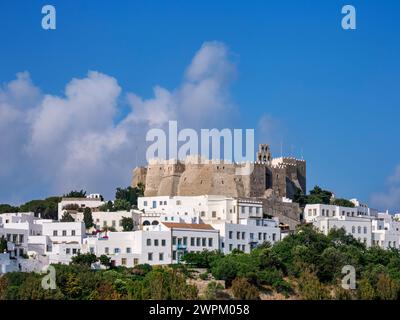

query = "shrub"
[{"left": 231, "top": 278, "right": 260, "bottom": 300}]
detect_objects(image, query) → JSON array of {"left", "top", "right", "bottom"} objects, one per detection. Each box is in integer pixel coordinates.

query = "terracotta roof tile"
[{"left": 161, "top": 222, "right": 215, "bottom": 230}]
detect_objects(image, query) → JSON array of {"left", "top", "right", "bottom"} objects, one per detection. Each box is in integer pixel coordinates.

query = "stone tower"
[{"left": 256, "top": 144, "right": 272, "bottom": 164}]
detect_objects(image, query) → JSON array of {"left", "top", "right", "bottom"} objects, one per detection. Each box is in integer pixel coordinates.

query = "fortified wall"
[
  {"left": 132, "top": 144, "right": 306, "bottom": 229},
  {"left": 132, "top": 144, "right": 306, "bottom": 199}
]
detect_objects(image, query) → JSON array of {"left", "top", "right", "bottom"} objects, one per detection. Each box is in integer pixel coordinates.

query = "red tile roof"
[{"left": 161, "top": 222, "right": 215, "bottom": 230}]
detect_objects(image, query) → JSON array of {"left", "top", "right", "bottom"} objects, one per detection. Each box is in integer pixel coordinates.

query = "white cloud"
[
  {"left": 370, "top": 165, "right": 400, "bottom": 211},
  {"left": 0, "top": 41, "right": 238, "bottom": 204}
]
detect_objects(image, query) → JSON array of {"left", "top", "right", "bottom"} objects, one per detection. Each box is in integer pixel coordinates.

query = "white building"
[
  {"left": 74, "top": 210, "right": 141, "bottom": 232},
  {"left": 138, "top": 195, "right": 264, "bottom": 226},
  {"left": 58, "top": 195, "right": 105, "bottom": 220},
  {"left": 371, "top": 212, "right": 400, "bottom": 249},
  {"left": 213, "top": 217, "right": 281, "bottom": 254},
  {"left": 82, "top": 222, "right": 219, "bottom": 267},
  {"left": 304, "top": 203, "right": 390, "bottom": 248}
]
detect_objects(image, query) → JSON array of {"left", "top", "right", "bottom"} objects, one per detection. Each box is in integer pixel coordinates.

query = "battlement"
[{"left": 132, "top": 144, "right": 306, "bottom": 200}]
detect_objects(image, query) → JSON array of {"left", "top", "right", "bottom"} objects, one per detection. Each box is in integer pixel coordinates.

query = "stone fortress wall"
[{"left": 132, "top": 144, "right": 306, "bottom": 229}]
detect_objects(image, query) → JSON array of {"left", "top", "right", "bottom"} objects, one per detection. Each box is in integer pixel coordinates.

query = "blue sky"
[{"left": 1, "top": 0, "right": 400, "bottom": 210}]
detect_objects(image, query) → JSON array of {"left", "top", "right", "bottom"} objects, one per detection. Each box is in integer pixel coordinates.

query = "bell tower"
[{"left": 256, "top": 144, "right": 272, "bottom": 164}]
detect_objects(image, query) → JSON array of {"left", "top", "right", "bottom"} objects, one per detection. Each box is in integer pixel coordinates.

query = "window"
[
  {"left": 229, "top": 244, "right": 233, "bottom": 251},
  {"left": 242, "top": 245, "right": 245, "bottom": 251},
  {"left": 196, "top": 238, "right": 201, "bottom": 246},
  {"left": 103, "top": 221, "right": 107, "bottom": 227},
  {"left": 53, "top": 230, "right": 58, "bottom": 236},
  {"left": 258, "top": 233, "right": 262, "bottom": 240},
  {"left": 208, "top": 238, "right": 213, "bottom": 247},
  {"left": 72, "top": 248, "right": 77, "bottom": 254},
  {"left": 133, "top": 258, "right": 139, "bottom": 265},
  {"left": 263, "top": 233, "right": 267, "bottom": 240},
  {"left": 236, "top": 232, "right": 240, "bottom": 239},
  {"left": 352, "top": 226, "right": 355, "bottom": 233},
  {"left": 19, "top": 234, "right": 24, "bottom": 243},
  {"left": 146, "top": 239, "right": 151, "bottom": 246},
  {"left": 212, "top": 211, "right": 217, "bottom": 218},
  {"left": 241, "top": 232, "right": 245, "bottom": 240},
  {"left": 228, "top": 231, "right": 233, "bottom": 239},
  {"left": 121, "top": 258, "right": 127, "bottom": 265},
  {"left": 114, "top": 248, "right": 120, "bottom": 254},
  {"left": 152, "top": 201, "right": 157, "bottom": 208},
  {"left": 183, "top": 237, "right": 187, "bottom": 246},
  {"left": 62, "top": 230, "right": 67, "bottom": 236},
  {"left": 159, "top": 253, "right": 164, "bottom": 261},
  {"left": 358, "top": 226, "right": 361, "bottom": 233},
  {"left": 202, "top": 238, "right": 206, "bottom": 247},
  {"left": 190, "top": 237, "right": 195, "bottom": 246},
  {"left": 272, "top": 233, "right": 276, "bottom": 241},
  {"left": 148, "top": 253, "right": 153, "bottom": 261},
  {"left": 322, "top": 209, "right": 325, "bottom": 216},
  {"left": 172, "top": 237, "right": 177, "bottom": 245},
  {"left": 364, "top": 227, "right": 367, "bottom": 234},
  {"left": 161, "top": 239, "right": 166, "bottom": 246},
  {"left": 105, "top": 247, "right": 109, "bottom": 254},
  {"left": 250, "top": 233, "right": 254, "bottom": 240},
  {"left": 172, "top": 251, "right": 177, "bottom": 260},
  {"left": 112, "top": 220, "right": 116, "bottom": 227},
  {"left": 143, "top": 201, "right": 147, "bottom": 207},
  {"left": 71, "top": 230, "right": 76, "bottom": 236},
  {"left": 154, "top": 239, "right": 159, "bottom": 246},
  {"left": 201, "top": 211, "right": 205, "bottom": 217},
  {"left": 126, "top": 247, "right": 131, "bottom": 254},
  {"left": 66, "top": 248, "right": 71, "bottom": 254},
  {"left": 241, "top": 206, "right": 245, "bottom": 214}
]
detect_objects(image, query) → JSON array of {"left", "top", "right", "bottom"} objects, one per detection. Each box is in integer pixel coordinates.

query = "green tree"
[
  {"left": 0, "top": 204, "right": 19, "bottom": 214},
  {"left": 63, "top": 190, "right": 86, "bottom": 198},
  {"left": 298, "top": 269, "right": 330, "bottom": 300},
  {"left": 0, "top": 236, "right": 7, "bottom": 253},
  {"left": 83, "top": 207, "right": 94, "bottom": 229},
  {"left": 60, "top": 212, "right": 75, "bottom": 222},
  {"left": 113, "top": 199, "right": 132, "bottom": 211},
  {"left": 357, "top": 277, "right": 375, "bottom": 300},
  {"left": 121, "top": 217, "right": 134, "bottom": 231},
  {"left": 331, "top": 198, "right": 355, "bottom": 207},
  {"left": 99, "top": 255, "right": 111, "bottom": 268},
  {"left": 376, "top": 273, "right": 399, "bottom": 300},
  {"left": 19, "top": 197, "right": 60, "bottom": 220},
  {"left": 307, "top": 186, "right": 332, "bottom": 205},
  {"left": 71, "top": 253, "right": 97, "bottom": 267},
  {"left": 115, "top": 184, "right": 145, "bottom": 207}
]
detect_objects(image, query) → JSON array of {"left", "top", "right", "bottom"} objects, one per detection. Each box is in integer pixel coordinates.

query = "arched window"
[
  {"left": 143, "top": 220, "right": 150, "bottom": 226},
  {"left": 152, "top": 220, "right": 159, "bottom": 225}
]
